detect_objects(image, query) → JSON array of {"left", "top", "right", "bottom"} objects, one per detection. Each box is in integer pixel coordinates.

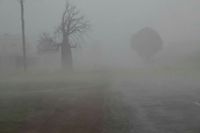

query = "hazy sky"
[
  {"left": 0, "top": 0, "right": 199, "bottom": 67},
  {"left": 0, "top": 0, "right": 199, "bottom": 42}
]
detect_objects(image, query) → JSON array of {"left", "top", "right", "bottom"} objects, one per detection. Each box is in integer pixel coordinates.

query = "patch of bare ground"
[{"left": 20, "top": 87, "right": 105, "bottom": 133}]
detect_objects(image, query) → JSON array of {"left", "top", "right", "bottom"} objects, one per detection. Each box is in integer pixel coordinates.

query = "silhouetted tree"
[
  {"left": 131, "top": 27, "right": 163, "bottom": 61},
  {"left": 57, "top": 1, "right": 89, "bottom": 69},
  {"left": 37, "top": 1, "right": 89, "bottom": 69},
  {"left": 37, "top": 33, "right": 59, "bottom": 54}
]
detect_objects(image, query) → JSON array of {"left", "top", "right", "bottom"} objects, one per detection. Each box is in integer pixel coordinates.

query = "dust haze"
[{"left": 0, "top": 0, "right": 200, "bottom": 133}]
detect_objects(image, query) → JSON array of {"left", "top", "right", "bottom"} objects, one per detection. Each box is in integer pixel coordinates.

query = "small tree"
[
  {"left": 131, "top": 27, "right": 163, "bottom": 61},
  {"left": 57, "top": 1, "right": 89, "bottom": 69},
  {"left": 37, "top": 33, "right": 59, "bottom": 54}
]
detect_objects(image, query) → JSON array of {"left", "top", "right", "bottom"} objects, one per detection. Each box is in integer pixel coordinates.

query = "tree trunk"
[{"left": 61, "top": 37, "right": 73, "bottom": 69}]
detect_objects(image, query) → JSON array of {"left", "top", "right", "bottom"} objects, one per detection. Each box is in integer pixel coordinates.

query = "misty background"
[
  {"left": 0, "top": 0, "right": 200, "bottom": 70},
  {"left": 1, "top": 1, "right": 200, "bottom": 133}
]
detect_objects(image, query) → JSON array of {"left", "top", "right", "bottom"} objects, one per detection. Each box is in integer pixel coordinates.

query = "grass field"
[{"left": 0, "top": 71, "right": 131, "bottom": 133}]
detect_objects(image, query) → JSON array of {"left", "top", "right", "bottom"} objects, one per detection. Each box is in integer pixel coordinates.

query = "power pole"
[{"left": 20, "top": 0, "right": 27, "bottom": 71}]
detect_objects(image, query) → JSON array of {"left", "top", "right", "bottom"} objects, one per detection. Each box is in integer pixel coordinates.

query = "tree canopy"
[{"left": 131, "top": 27, "right": 163, "bottom": 60}]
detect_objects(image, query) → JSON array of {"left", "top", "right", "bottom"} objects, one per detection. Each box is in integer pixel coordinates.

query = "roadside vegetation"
[{"left": 0, "top": 71, "right": 132, "bottom": 133}]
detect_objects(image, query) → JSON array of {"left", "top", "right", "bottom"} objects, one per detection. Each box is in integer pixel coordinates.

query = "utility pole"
[{"left": 20, "top": 0, "right": 27, "bottom": 71}]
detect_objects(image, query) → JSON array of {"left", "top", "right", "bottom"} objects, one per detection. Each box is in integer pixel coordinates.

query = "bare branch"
[
  {"left": 59, "top": 1, "right": 89, "bottom": 38},
  {"left": 69, "top": 20, "right": 90, "bottom": 35},
  {"left": 37, "top": 33, "right": 59, "bottom": 54}
]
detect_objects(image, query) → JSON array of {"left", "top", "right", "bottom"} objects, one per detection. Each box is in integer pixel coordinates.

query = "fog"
[
  {"left": 0, "top": 0, "right": 200, "bottom": 70},
  {"left": 1, "top": 1, "right": 200, "bottom": 132}
]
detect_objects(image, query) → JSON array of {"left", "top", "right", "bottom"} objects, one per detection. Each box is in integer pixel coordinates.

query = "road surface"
[{"left": 111, "top": 73, "right": 200, "bottom": 133}]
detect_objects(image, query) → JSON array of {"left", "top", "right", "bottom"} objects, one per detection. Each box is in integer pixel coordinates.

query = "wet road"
[{"left": 111, "top": 74, "right": 200, "bottom": 133}]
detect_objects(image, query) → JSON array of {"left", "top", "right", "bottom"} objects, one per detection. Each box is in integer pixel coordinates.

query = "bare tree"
[
  {"left": 57, "top": 1, "right": 89, "bottom": 69},
  {"left": 37, "top": 33, "right": 59, "bottom": 54}
]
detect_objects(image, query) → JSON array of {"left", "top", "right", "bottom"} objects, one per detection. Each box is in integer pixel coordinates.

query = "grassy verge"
[{"left": 0, "top": 72, "right": 132, "bottom": 133}]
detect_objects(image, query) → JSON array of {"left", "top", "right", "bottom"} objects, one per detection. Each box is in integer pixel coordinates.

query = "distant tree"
[
  {"left": 57, "top": 1, "right": 89, "bottom": 69},
  {"left": 131, "top": 27, "right": 163, "bottom": 61},
  {"left": 37, "top": 1, "right": 89, "bottom": 69},
  {"left": 37, "top": 33, "right": 59, "bottom": 54}
]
